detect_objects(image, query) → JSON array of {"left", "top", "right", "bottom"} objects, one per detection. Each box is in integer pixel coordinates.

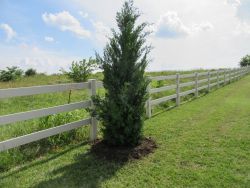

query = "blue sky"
[
  {"left": 0, "top": 0, "right": 250, "bottom": 73},
  {"left": 0, "top": 0, "right": 97, "bottom": 57}
]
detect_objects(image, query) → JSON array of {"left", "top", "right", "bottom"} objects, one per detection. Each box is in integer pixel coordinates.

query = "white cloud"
[
  {"left": 155, "top": 11, "right": 213, "bottom": 38},
  {"left": 42, "top": 11, "right": 91, "bottom": 38},
  {"left": 225, "top": 0, "right": 241, "bottom": 7},
  {"left": 0, "top": 44, "right": 78, "bottom": 74},
  {"left": 0, "top": 23, "right": 17, "bottom": 41},
  {"left": 193, "top": 22, "right": 214, "bottom": 32},
  {"left": 234, "top": 21, "right": 250, "bottom": 35},
  {"left": 155, "top": 11, "right": 190, "bottom": 38},
  {"left": 92, "top": 20, "right": 111, "bottom": 45},
  {"left": 79, "top": 11, "right": 89, "bottom": 18},
  {"left": 44, "top": 36, "right": 54, "bottom": 42}
]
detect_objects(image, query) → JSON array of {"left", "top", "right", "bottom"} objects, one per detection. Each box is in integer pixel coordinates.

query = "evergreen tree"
[{"left": 93, "top": 0, "right": 151, "bottom": 146}]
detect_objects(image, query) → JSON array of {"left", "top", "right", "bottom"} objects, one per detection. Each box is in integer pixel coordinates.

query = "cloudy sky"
[{"left": 0, "top": 0, "right": 249, "bottom": 73}]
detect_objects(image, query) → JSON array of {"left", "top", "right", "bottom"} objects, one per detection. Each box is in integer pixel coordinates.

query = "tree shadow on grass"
[
  {"left": 33, "top": 138, "right": 156, "bottom": 188},
  {"left": 33, "top": 149, "right": 125, "bottom": 188}
]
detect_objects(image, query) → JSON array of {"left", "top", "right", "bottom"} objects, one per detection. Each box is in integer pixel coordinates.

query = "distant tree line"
[
  {"left": 0, "top": 58, "right": 98, "bottom": 82},
  {"left": 0, "top": 67, "right": 37, "bottom": 82},
  {"left": 240, "top": 54, "right": 250, "bottom": 67}
]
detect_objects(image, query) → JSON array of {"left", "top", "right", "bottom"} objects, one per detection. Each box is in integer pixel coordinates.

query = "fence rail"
[
  {"left": 146, "top": 67, "right": 250, "bottom": 118},
  {"left": 0, "top": 79, "right": 103, "bottom": 152},
  {"left": 0, "top": 67, "right": 249, "bottom": 152}
]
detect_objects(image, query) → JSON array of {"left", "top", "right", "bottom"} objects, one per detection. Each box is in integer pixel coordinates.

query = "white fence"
[
  {"left": 0, "top": 67, "right": 249, "bottom": 152},
  {"left": 0, "top": 79, "right": 103, "bottom": 152},
  {"left": 146, "top": 67, "right": 250, "bottom": 118}
]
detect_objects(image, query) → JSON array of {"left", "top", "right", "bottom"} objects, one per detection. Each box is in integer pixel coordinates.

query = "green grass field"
[
  {"left": 0, "top": 70, "right": 212, "bottom": 171},
  {"left": 0, "top": 73, "right": 249, "bottom": 187}
]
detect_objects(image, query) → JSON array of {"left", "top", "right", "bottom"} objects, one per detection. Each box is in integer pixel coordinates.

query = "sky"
[{"left": 0, "top": 0, "right": 250, "bottom": 74}]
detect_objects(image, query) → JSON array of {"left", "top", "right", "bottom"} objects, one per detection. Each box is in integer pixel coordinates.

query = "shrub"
[
  {"left": 92, "top": 1, "right": 151, "bottom": 146},
  {"left": 62, "top": 58, "right": 97, "bottom": 82},
  {"left": 25, "top": 68, "right": 37, "bottom": 76},
  {"left": 240, "top": 55, "right": 250, "bottom": 67},
  {"left": 0, "top": 66, "right": 23, "bottom": 82}
]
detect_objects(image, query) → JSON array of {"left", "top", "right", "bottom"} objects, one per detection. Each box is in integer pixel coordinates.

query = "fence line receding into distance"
[{"left": 0, "top": 67, "right": 249, "bottom": 152}]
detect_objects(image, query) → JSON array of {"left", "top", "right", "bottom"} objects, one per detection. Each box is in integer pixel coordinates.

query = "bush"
[
  {"left": 62, "top": 58, "right": 97, "bottom": 82},
  {"left": 92, "top": 1, "right": 151, "bottom": 146},
  {"left": 25, "top": 68, "right": 37, "bottom": 76},
  {"left": 0, "top": 66, "right": 23, "bottom": 82},
  {"left": 240, "top": 55, "right": 250, "bottom": 67}
]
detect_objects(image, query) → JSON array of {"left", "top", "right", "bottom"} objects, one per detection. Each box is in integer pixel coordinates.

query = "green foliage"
[
  {"left": 0, "top": 66, "right": 23, "bottom": 82},
  {"left": 0, "top": 110, "right": 87, "bottom": 172},
  {"left": 25, "top": 68, "right": 37, "bottom": 77},
  {"left": 37, "top": 112, "right": 81, "bottom": 146},
  {"left": 240, "top": 54, "right": 250, "bottom": 67},
  {"left": 62, "top": 58, "right": 97, "bottom": 82},
  {"left": 93, "top": 1, "right": 151, "bottom": 146}
]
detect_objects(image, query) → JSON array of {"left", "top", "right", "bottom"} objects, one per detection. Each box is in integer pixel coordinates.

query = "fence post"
[
  {"left": 224, "top": 70, "right": 226, "bottom": 85},
  {"left": 217, "top": 70, "right": 219, "bottom": 89},
  {"left": 146, "top": 84, "right": 152, "bottom": 118},
  {"left": 89, "top": 79, "right": 97, "bottom": 141},
  {"left": 208, "top": 71, "right": 211, "bottom": 92},
  {"left": 236, "top": 69, "right": 238, "bottom": 80},
  {"left": 232, "top": 69, "right": 235, "bottom": 81},
  {"left": 229, "top": 69, "right": 231, "bottom": 83},
  {"left": 176, "top": 73, "right": 180, "bottom": 106},
  {"left": 195, "top": 72, "right": 198, "bottom": 98}
]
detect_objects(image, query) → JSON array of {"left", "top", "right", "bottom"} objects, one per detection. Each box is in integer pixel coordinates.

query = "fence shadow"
[
  {"left": 33, "top": 149, "right": 125, "bottom": 188},
  {"left": 1, "top": 141, "right": 88, "bottom": 179}
]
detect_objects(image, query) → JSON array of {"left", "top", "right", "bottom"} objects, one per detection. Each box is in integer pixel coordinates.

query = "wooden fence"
[{"left": 0, "top": 67, "right": 249, "bottom": 152}]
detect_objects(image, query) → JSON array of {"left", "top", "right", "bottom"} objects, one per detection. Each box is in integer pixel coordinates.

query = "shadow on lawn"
[
  {"left": 33, "top": 149, "right": 124, "bottom": 188},
  {"left": 1, "top": 142, "right": 125, "bottom": 188},
  {"left": 33, "top": 137, "right": 157, "bottom": 187}
]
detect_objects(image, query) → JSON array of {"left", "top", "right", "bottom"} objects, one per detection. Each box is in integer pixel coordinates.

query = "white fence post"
[
  {"left": 236, "top": 69, "right": 238, "bottom": 80},
  {"left": 195, "top": 72, "right": 199, "bottom": 98},
  {"left": 89, "top": 79, "right": 97, "bottom": 141},
  {"left": 217, "top": 70, "right": 219, "bottom": 89},
  {"left": 224, "top": 70, "right": 226, "bottom": 85},
  {"left": 146, "top": 84, "right": 152, "bottom": 118},
  {"left": 208, "top": 71, "right": 211, "bottom": 92},
  {"left": 232, "top": 69, "right": 235, "bottom": 81},
  {"left": 229, "top": 69, "right": 231, "bottom": 83},
  {"left": 176, "top": 73, "right": 180, "bottom": 106}
]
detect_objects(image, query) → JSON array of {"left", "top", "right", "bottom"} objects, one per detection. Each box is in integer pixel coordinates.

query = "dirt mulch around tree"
[{"left": 90, "top": 137, "right": 157, "bottom": 162}]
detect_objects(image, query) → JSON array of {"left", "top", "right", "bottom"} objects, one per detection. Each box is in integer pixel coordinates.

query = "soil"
[{"left": 90, "top": 137, "right": 157, "bottom": 162}]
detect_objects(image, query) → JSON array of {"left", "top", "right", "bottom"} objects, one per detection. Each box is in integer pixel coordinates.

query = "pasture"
[{"left": 0, "top": 72, "right": 249, "bottom": 187}]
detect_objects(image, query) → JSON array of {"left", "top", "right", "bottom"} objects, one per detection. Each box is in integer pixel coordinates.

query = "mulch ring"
[{"left": 90, "top": 137, "right": 157, "bottom": 162}]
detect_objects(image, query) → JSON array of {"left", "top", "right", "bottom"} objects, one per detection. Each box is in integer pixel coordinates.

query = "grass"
[{"left": 0, "top": 74, "right": 249, "bottom": 187}]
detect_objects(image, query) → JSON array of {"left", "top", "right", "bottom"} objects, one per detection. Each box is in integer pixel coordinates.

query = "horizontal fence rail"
[
  {"left": 0, "top": 119, "right": 91, "bottom": 152},
  {"left": 0, "top": 82, "right": 89, "bottom": 99},
  {"left": 0, "top": 79, "right": 103, "bottom": 152},
  {"left": 146, "top": 67, "right": 250, "bottom": 118},
  {"left": 0, "top": 67, "right": 249, "bottom": 151},
  {"left": 0, "top": 101, "right": 91, "bottom": 126}
]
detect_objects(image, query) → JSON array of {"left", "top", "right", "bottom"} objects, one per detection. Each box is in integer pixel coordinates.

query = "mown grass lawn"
[{"left": 0, "top": 75, "right": 250, "bottom": 187}]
